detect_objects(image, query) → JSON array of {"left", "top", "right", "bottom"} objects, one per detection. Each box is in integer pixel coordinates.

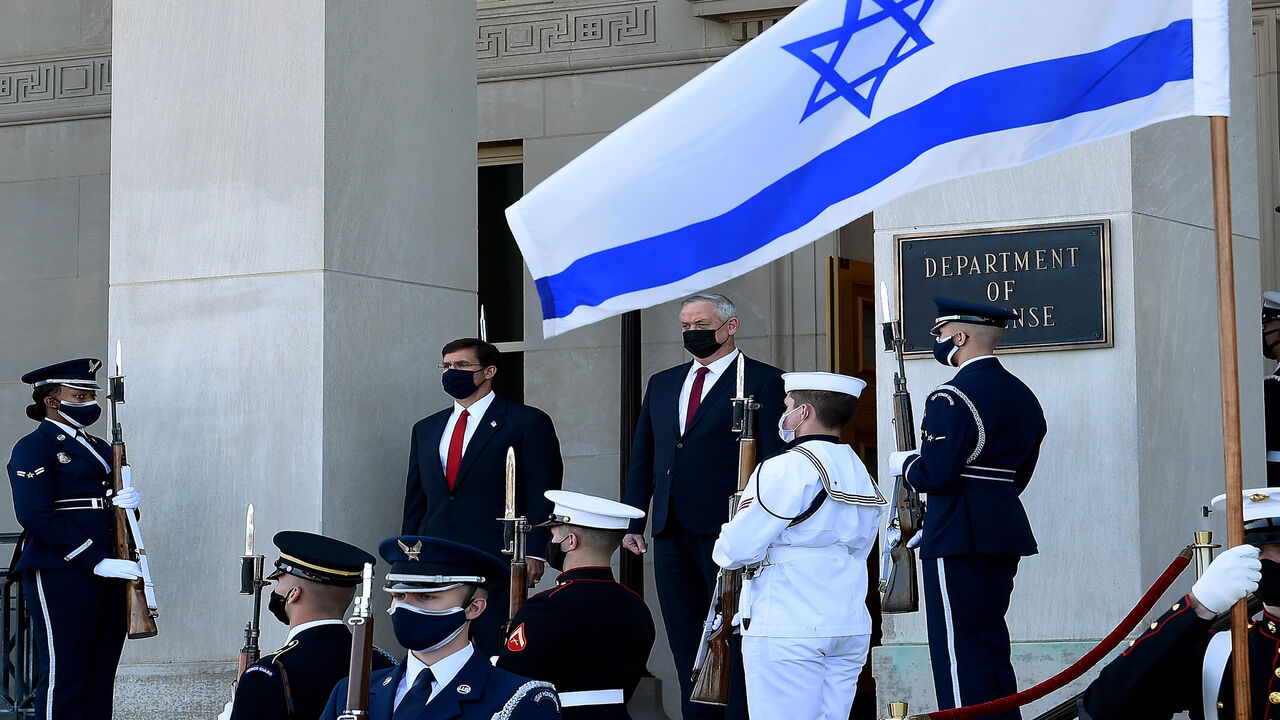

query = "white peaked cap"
[
  {"left": 1211, "top": 488, "right": 1280, "bottom": 523},
  {"left": 782, "top": 371, "right": 867, "bottom": 398},
  {"left": 540, "top": 490, "right": 646, "bottom": 530}
]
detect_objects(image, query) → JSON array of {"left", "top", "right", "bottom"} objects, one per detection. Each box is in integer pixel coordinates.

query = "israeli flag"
[{"left": 507, "top": 0, "right": 1230, "bottom": 337}]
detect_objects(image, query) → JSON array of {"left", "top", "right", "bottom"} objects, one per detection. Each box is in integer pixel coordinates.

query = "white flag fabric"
[{"left": 507, "top": 0, "right": 1230, "bottom": 337}]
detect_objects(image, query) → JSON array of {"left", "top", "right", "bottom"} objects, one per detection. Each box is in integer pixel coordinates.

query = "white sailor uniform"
[{"left": 712, "top": 436, "right": 886, "bottom": 720}]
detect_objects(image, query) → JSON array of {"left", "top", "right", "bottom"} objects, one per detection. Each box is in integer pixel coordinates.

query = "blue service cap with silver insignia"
[
  {"left": 1211, "top": 488, "right": 1280, "bottom": 546},
  {"left": 930, "top": 297, "right": 1019, "bottom": 336},
  {"left": 21, "top": 358, "right": 102, "bottom": 390},
  {"left": 379, "top": 536, "right": 508, "bottom": 593}
]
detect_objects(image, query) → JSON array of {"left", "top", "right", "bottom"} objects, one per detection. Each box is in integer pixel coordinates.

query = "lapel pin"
[
  {"left": 382, "top": 676, "right": 393, "bottom": 686},
  {"left": 457, "top": 684, "right": 471, "bottom": 694},
  {"left": 56, "top": 452, "right": 71, "bottom": 464},
  {"left": 490, "top": 421, "right": 497, "bottom": 428},
  {"left": 56, "top": 434, "right": 66, "bottom": 441}
]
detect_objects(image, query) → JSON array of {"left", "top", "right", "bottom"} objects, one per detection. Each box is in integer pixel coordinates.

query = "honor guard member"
[
  {"left": 223, "top": 531, "right": 396, "bottom": 720},
  {"left": 7, "top": 359, "right": 143, "bottom": 720},
  {"left": 1079, "top": 489, "right": 1280, "bottom": 720},
  {"left": 887, "top": 298, "right": 1047, "bottom": 720},
  {"left": 712, "top": 372, "right": 887, "bottom": 720},
  {"left": 320, "top": 536, "right": 561, "bottom": 720},
  {"left": 1263, "top": 292, "right": 1280, "bottom": 486},
  {"left": 497, "top": 491, "right": 656, "bottom": 719}
]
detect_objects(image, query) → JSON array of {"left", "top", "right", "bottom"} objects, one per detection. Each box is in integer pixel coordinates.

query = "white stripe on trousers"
[
  {"left": 935, "top": 558, "right": 962, "bottom": 706},
  {"left": 35, "top": 570, "right": 55, "bottom": 720}
]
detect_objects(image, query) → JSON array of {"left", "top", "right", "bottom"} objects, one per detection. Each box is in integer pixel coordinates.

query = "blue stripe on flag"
[{"left": 535, "top": 19, "right": 1194, "bottom": 321}]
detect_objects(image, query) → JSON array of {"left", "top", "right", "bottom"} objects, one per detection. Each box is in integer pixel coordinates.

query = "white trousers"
[{"left": 741, "top": 633, "right": 870, "bottom": 720}]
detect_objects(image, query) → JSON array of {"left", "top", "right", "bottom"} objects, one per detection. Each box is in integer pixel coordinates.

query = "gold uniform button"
[
  {"left": 1275, "top": 667, "right": 1280, "bottom": 679},
  {"left": 1149, "top": 622, "right": 1158, "bottom": 630},
  {"left": 1217, "top": 702, "right": 1224, "bottom": 709},
  {"left": 1270, "top": 621, "right": 1277, "bottom": 633},
  {"left": 1172, "top": 603, "right": 1180, "bottom": 611},
  {"left": 1128, "top": 640, "right": 1135, "bottom": 647},
  {"left": 1271, "top": 691, "right": 1280, "bottom": 705}
]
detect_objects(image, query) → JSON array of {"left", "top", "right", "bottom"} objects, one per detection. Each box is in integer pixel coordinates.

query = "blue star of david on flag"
[{"left": 784, "top": 0, "right": 935, "bottom": 121}]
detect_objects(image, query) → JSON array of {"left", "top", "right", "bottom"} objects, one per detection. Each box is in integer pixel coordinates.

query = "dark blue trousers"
[
  {"left": 22, "top": 568, "right": 127, "bottom": 720},
  {"left": 653, "top": 524, "right": 747, "bottom": 720},
  {"left": 922, "top": 555, "right": 1021, "bottom": 720}
]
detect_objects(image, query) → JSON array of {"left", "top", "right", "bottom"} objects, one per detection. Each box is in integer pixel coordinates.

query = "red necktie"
[
  {"left": 445, "top": 409, "right": 469, "bottom": 489},
  {"left": 685, "top": 367, "right": 710, "bottom": 430}
]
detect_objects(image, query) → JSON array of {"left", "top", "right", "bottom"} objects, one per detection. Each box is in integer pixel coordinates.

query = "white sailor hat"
[
  {"left": 781, "top": 371, "right": 866, "bottom": 398},
  {"left": 534, "top": 490, "right": 645, "bottom": 530},
  {"left": 1264, "top": 291, "right": 1280, "bottom": 320},
  {"left": 1211, "top": 488, "right": 1280, "bottom": 545}
]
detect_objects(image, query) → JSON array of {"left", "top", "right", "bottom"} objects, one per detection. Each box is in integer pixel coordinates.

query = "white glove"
[
  {"left": 111, "top": 487, "right": 140, "bottom": 509},
  {"left": 93, "top": 558, "right": 143, "bottom": 580},
  {"left": 216, "top": 700, "right": 233, "bottom": 720},
  {"left": 888, "top": 450, "right": 918, "bottom": 477},
  {"left": 906, "top": 524, "right": 924, "bottom": 550},
  {"left": 1191, "top": 544, "right": 1261, "bottom": 614}
]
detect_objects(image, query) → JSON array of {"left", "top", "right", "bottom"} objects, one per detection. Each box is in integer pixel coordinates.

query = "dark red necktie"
[
  {"left": 685, "top": 367, "right": 710, "bottom": 429},
  {"left": 445, "top": 409, "right": 469, "bottom": 489}
]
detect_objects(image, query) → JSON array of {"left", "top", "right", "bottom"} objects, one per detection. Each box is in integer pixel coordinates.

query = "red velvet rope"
[{"left": 918, "top": 548, "right": 1193, "bottom": 720}]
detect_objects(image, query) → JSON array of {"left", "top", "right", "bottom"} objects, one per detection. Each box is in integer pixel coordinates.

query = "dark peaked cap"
[
  {"left": 930, "top": 296, "right": 1019, "bottom": 335},
  {"left": 21, "top": 358, "right": 102, "bottom": 390},
  {"left": 379, "top": 536, "right": 508, "bottom": 593},
  {"left": 267, "top": 531, "right": 375, "bottom": 587}
]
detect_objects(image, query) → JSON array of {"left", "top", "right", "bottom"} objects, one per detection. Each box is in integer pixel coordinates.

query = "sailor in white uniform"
[{"left": 712, "top": 371, "right": 886, "bottom": 720}]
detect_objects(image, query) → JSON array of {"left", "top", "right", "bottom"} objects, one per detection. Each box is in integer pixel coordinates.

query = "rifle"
[
  {"left": 107, "top": 342, "right": 159, "bottom": 638},
  {"left": 337, "top": 563, "right": 376, "bottom": 720},
  {"left": 878, "top": 283, "right": 924, "bottom": 614},
  {"left": 690, "top": 354, "right": 757, "bottom": 706},
  {"left": 498, "top": 447, "right": 529, "bottom": 631},
  {"left": 235, "top": 504, "right": 266, "bottom": 689}
]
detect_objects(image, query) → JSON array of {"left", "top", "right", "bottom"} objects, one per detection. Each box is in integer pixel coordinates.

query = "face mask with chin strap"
[
  {"left": 932, "top": 334, "right": 962, "bottom": 367},
  {"left": 56, "top": 400, "right": 102, "bottom": 429},
  {"left": 389, "top": 598, "right": 473, "bottom": 653}
]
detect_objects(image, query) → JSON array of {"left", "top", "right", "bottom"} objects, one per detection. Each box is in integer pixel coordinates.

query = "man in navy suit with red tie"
[
  {"left": 622, "top": 293, "right": 785, "bottom": 720},
  {"left": 402, "top": 338, "right": 563, "bottom": 654}
]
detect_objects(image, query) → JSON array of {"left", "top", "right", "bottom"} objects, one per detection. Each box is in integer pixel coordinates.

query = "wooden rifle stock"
[
  {"left": 339, "top": 563, "right": 375, "bottom": 720},
  {"left": 111, "top": 444, "right": 157, "bottom": 639},
  {"left": 509, "top": 561, "right": 528, "bottom": 624},
  {"left": 236, "top": 626, "right": 259, "bottom": 681}
]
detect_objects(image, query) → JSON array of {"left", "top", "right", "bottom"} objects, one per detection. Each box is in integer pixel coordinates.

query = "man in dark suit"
[
  {"left": 888, "top": 297, "right": 1046, "bottom": 720},
  {"left": 621, "top": 293, "right": 785, "bottom": 720},
  {"left": 401, "top": 338, "right": 563, "bottom": 653}
]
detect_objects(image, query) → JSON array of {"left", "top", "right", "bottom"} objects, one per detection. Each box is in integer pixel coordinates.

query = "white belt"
[
  {"left": 1268, "top": 451, "right": 1280, "bottom": 463},
  {"left": 765, "top": 545, "right": 854, "bottom": 564},
  {"left": 559, "top": 689, "right": 624, "bottom": 707}
]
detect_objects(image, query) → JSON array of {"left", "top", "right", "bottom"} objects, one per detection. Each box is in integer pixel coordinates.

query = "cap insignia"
[
  {"left": 1252, "top": 493, "right": 1272, "bottom": 503},
  {"left": 398, "top": 540, "right": 423, "bottom": 562},
  {"left": 88, "top": 360, "right": 100, "bottom": 374}
]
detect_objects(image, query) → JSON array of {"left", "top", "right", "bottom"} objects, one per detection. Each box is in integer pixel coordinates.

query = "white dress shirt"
[
  {"left": 394, "top": 642, "right": 475, "bottom": 709},
  {"left": 438, "top": 391, "right": 496, "bottom": 471},
  {"left": 677, "top": 348, "right": 740, "bottom": 434},
  {"left": 285, "top": 618, "right": 345, "bottom": 643}
]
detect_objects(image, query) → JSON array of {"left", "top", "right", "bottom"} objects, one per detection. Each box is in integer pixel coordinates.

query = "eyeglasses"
[{"left": 437, "top": 362, "right": 485, "bottom": 371}]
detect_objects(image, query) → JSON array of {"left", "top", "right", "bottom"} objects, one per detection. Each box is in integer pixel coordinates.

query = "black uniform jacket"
[
  {"left": 1082, "top": 595, "right": 1280, "bottom": 720},
  {"left": 402, "top": 393, "right": 563, "bottom": 556},
  {"left": 231, "top": 622, "right": 396, "bottom": 720},
  {"left": 497, "top": 566, "right": 656, "bottom": 719},
  {"left": 623, "top": 355, "right": 785, "bottom": 537}
]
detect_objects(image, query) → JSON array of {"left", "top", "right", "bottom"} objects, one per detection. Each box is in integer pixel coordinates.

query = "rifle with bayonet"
[
  {"left": 878, "top": 283, "right": 924, "bottom": 614},
  {"left": 337, "top": 563, "right": 376, "bottom": 720},
  {"left": 690, "top": 354, "right": 757, "bottom": 706},
  {"left": 498, "top": 446, "right": 529, "bottom": 632},
  {"left": 107, "top": 341, "right": 160, "bottom": 638},
  {"left": 235, "top": 504, "right": 266, "bottom": 690}
]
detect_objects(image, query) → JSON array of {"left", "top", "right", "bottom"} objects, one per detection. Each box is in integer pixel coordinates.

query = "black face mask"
[
  {"left": 545, "top": 536, "right": 570, "bottom": 572},
  {"left": 267, "top": 590, "right": 291, "bottom": 625},
  {"left": 1261, "top": 559, "right": 1280, "bottom": 606},
  {"left": 441, "top": 368, "right": 479, "bottom": 400},
  {"left": 682, "top": 320, "right": 728, "bottom": 359}
]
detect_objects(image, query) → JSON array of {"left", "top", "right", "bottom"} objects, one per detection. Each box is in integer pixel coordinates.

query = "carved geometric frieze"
[
  {"left": 478, "top": 2, "right": 657, "bottom": 62},
  {"left": 0, "top": 49, "right": 111, "bottom": 126}
]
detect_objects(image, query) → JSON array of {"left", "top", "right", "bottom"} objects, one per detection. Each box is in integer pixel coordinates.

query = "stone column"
[
  {"left": 109, "top": 2, "right": 475, "bottom": 716},
  {"left": 871, "top": 2, "right": 1259, "bottom": 713}
]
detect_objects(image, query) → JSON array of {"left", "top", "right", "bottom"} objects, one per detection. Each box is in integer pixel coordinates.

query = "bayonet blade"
[
  {"left": 245, "top": 504, "right": 255, "bottom": 556},
  {"left": 504, "top": 447, "right": 516, "bottom": 519},
  {"left": 735, "top": 353, "right": 745, "bottom": 400}
]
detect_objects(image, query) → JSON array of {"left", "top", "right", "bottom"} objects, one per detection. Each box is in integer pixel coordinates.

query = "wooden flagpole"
[{"left": 1209, "top": 114, "right": 1250, "bottom": 720}]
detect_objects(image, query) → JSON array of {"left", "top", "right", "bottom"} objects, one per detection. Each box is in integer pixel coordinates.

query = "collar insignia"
[{"left": 56, "top": 452, "right": 71, "bottom": 464}]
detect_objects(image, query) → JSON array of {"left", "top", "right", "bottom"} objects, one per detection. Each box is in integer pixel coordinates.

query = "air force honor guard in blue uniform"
[
  {"left": 1262, "top": 292, "right": 1280, "bottom": 486},
  {"left": 7, "top": 359, "right": 144, "bottom": 720},
  {"left": 321, "top": 537, "right": 561, "bottom": 720},
  {"left": 225, "top": 531, "right": 396, "bottom": 720},
  {"left": 887, "top": 298, "right": 1047, "bottom": 720},
  {"left": 497, "top": 491, "right": 655, "bottom": 720}
]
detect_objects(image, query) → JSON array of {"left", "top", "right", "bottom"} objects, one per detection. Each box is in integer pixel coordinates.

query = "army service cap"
[
  {"left": 21, "top": 358, "right": 102, "bottom": 391},
  {"left": 534, "top": 490, "right": 645, "bottom": 530},
  {"left": 1264, "top": 291, "right": 1280, "bottom": 320},
  {"left": 1211, "top": 489, "right": 1280, "bottom": 546},
  {"left": 930, "top": 297, "right": 1019, "bottom": 335},
  {"left": 379, "top": 536, "right": 508, "bottom": 593},
  {"left": 267, "top": 531, "right": 375, "bottom": 587},
  {"left": 782, "top": 371, "right": 866, "bottom": 398}
]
